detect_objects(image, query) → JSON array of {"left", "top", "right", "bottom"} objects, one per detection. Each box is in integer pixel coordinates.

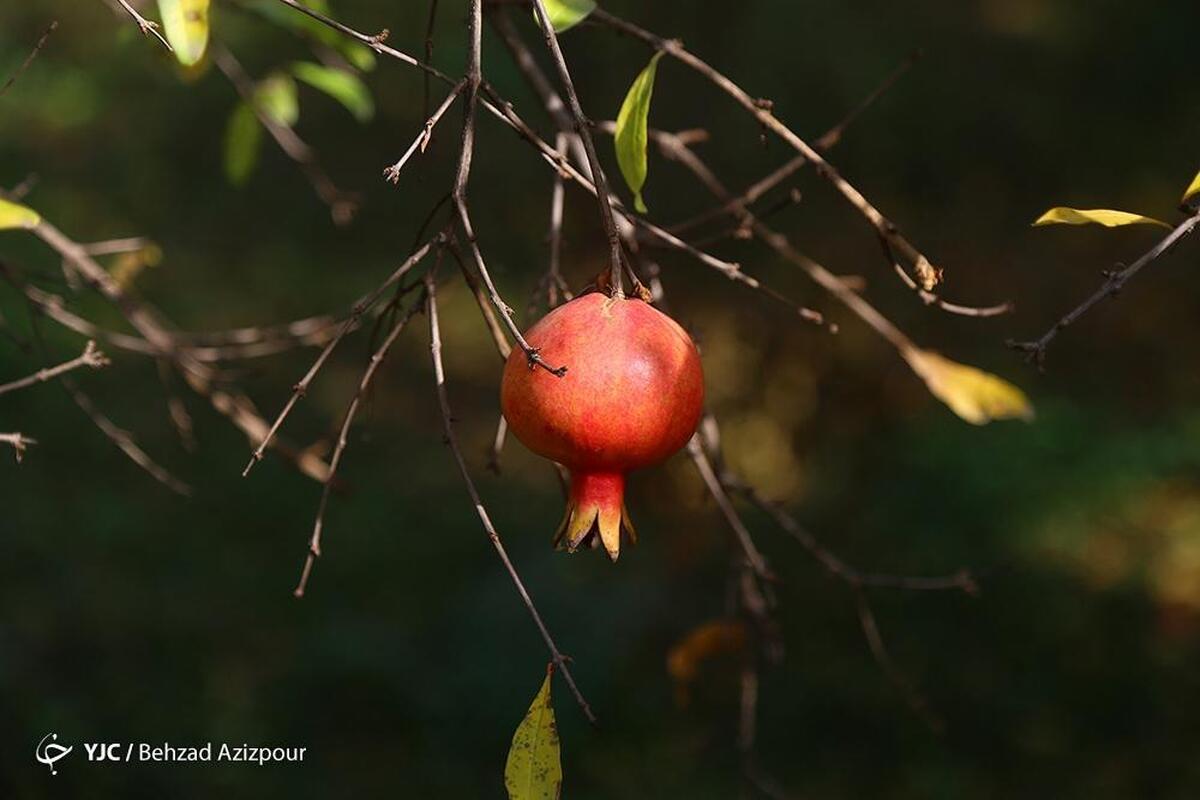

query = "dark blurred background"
[{"left": 3, "top": 0, "right": 1200, "bottom": 797}]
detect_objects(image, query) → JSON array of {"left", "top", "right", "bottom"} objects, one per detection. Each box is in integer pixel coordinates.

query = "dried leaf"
[
  {"left": 614, "top": 51, "right": 664, "bottom": 214},
  {"left": 666, "top": 620, "right": 746, "bottom": 706},
  {"left": 906, "top": 349, "right": 1034, "bottom": 425},
  {"left": 157, "top": 0, "right": 210, "bottom": 67},
  {"left": 291, "top": 62, "right": 374, "bottom": 123},
  {"left": 0, "top": 198, "right": 41, "bottom": 230},
  {"left": 505, "top": 666, "right": 562, "bottom": 800},
  {"left": 537, "top": 0, "right": 597, "bottom": 33},
  {"left": 1183, "top": 171, "right": 1200, "bottom": 204},
  {"left": 1032, "top": 207, "right": 1168, "bottom": 229},
  {"left": 111, "top": 243, "right": 164, "bottom": 289}
]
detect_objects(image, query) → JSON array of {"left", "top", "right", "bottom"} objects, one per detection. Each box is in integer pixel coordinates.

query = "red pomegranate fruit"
[{"left": 501, "top": 292, "right": 704, "bottom": 561}]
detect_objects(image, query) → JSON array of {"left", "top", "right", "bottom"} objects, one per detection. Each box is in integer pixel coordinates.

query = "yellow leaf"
[
  {"left": 504, "top": 666, "right": 562, "bottom": 800},
  {"left": 157, "top": 0, "right": 210, "bottom": 67},
  {"left": 905, "top": 349, "right": 1034, "bottom": 426},
  {"left": 1032, "top": 207, "right": 1168, "bottom": 229},
  {"left": 0, "top": 198, "right": 41, "bottom": 230},
  {"left": 1183, "top": 171, "right": 1200, "bottom": 204}
]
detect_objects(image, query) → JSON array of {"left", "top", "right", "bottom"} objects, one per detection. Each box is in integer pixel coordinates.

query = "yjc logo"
[
  {"left": 35, "top": 733, "right": 72, "bottom": 775},
  {"left": 83, "top": 743, "right": 123, "bottom": 761}
]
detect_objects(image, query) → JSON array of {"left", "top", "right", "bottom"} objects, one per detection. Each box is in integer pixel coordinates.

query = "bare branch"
[
  {"left": 1, "top": 20, "right": 58, "bottom": 98},
  {"left": 452, "top": 0, "right": 565, "bottom": 377},
  {"left": 243, "top": 239, "right": 438, "bottom": 475},
  {"left": 426, "top": 273, "right": 596, "bottom": 724},
  {"left": 526, "top": 1, "right": 627, "bottom": 295},
  {"left": 0, "top": 432, "right": 36, "bottom": 462},
  {"left": 592, "top": 11, "right": 973, "bottom": 303},
  {"left": 109, "top": 0, "right": 173, "bottom": 52},
  {"left": 1009, "top": 207, "right": 1200, "bottom": 368},
  {"left": 0, "top": 340, "right": 108, "bottom": 397},
  {"left": 62, "top": 376, "right": 192, "bottom": 495},
  {"left": 383, "top": 79, "right": 465, "bottom": 184},
  {"left": 295, "top": 289, "right": 429, "bottom": 598},
  {"left": 686, "top": 436, "right": 773, "bottom": 583},
  {"left": 212, "top": 43, "right": 358, "bottom": 225}
]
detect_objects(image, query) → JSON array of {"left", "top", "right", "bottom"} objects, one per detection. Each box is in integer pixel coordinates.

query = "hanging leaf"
[
  {"left": 1032, "top": 207, "right": 1168, "bottom": 229},
  {"left": 0, "top": 198, "right": 41, "bottom": 230},
  {"left": 291, "top": 62, "right": 374, "bottom": 123},
  {"left": 905, "top": 349, "right": 1034, "bottom": 425},
  {"left": 666, "top": 620, "right": 746, "bottom": 707},
  {"left": 157, "top": 0, "right": 210, "bottom": 67},
  {"left": 536, "top": 0, "right": 597, "bottom": 33},
  {"left": 255, "top": 73, "right": 300, "bottom": 127},
  {"left": 504, "top": 666, "right": 562, "bottom": 800},
  {"left": 614, "top": 51, "right": 664, "bottom": 214},
  {"left": 1183, "top": 171, "right": 1200, "bottom": 205},
  {"left": 224, "top": 103, "right": 262, "bottom": 186}
]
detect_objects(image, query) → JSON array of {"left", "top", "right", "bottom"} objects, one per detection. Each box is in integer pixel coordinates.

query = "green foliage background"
[{"left": 3, "top": 0, "right": 1200, "bottom": 796}]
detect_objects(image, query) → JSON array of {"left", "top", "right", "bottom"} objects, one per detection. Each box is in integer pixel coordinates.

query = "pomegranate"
[{"left": 501, "top": 292, "right": 705, "bottom": 560}]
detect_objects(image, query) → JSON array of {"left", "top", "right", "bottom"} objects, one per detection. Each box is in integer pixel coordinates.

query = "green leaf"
[
  {"left": 291, "top": 62, "right": 374, "bottom": 123},
  {"left": 1183, "top": 171, "right": 1200, "bottom": 204},
  {"left": 614, "top": 51, "right": 664, "bottom": 214},
  {"left": 255, "top": 73, "right": 300, "bottom": 127},
  {"left": 157, "top": 0, "right": 210, "bottom": 67},
  {"left": 0, "top": 198, "right": 41, "bottom": 230},
  {"left": 905, "top": 349, "right": 1034, "bottom": 426},
  {"left": 1032, "top": 207, "right": 1169, "bottom": 229},
  {"left": 536, "top": 0, "right": 597, "bottom": 33},
  {"left": 504, "top": 667, "right": 562, "bottom": 800},
  {"left": 224, "top": 103, "right": 262, "bottom": 186}
]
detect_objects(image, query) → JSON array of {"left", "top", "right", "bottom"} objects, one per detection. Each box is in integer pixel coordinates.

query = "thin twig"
[
  {"left": 0, "top": 432, "right": 36, "bottom": 462},
  {"left": 854, "top": 590, "right": 943, "bottom": 731},
  {"left": 111, "top": 0, "right": 173, "bottom": 52},
  {"left": 527, "top": 0, "right": 626, "bottom": 295},
  {"left": 383, "top": 80, "right": 466, "bottom": 184},
  {"left": 422, "top": 0, "right": 439, "bottom": 118},
  {"left": 686, "top": 436, "right": 773, "bottom": 583},
  {"left": 212, "top": 43, "right": 358, "bottom": 225},
  {"left": 62, "top": 375, "right": 192, "bottom": 495},
  {"left": 243, "top": 239, "right": 438, "bottom": 475},
  {"left": 0, "top": 340, "right": 108, "bottom": 396},
  {"left": 593, "top": 11, "right": 964, "bottom": 301},
  {"left": 295, "top": 288, "right": 428, "bottom": 598},
  {"left": 452, "top": 0, "right": 566, "bottom": 377},
  {"left": 426, "top": 273, "right": 596, "bottom": 724},
  {"left": 1, "top": 20, "right": 58, "bottom": 98},
  {"left": 1009, "top": 207, "right": 1200, "bottom": 368}
]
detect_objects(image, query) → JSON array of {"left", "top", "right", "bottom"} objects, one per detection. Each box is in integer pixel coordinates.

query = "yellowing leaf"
[
  {"left": 1032, "top": 207, "right": 1168, "bottom": 229},
  {"left": 1183, "top": 171, "right": 1200, "bottom": 204},
  {"left": 0, "top": 198, "right": 41, "bottom": 230},
  {"left": 291, "top": 62, "right": 374, "bottom": 123},
  {"left": 614, "top": 51, "right": 664, "bottom": 214},
  {"left": 505, "top": 666, "right": 562, "bottom": 800},
  {"left": 537, "top": 0, "right": 597, "bottom": 33},
  {"left": 157, "top": 0, "right": 210, "bottom": 67},
  {"left": 905, "top": 349, "right": 1034, "bottom": 426}
]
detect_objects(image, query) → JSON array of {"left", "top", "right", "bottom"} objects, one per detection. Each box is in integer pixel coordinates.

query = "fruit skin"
[{"left": 501, "top": 293, "right": 704, "bottom": 560}]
